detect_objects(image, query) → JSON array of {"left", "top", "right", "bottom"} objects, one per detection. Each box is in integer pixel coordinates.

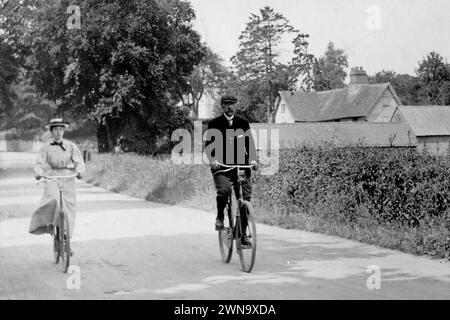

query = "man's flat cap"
[{"left": 221, "top": 95, "right": 238, "bottom": 104}]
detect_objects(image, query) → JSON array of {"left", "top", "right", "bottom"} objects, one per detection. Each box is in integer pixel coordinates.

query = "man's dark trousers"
[{"left": 214, "top": 171, "right": 252, "bottom": 231}]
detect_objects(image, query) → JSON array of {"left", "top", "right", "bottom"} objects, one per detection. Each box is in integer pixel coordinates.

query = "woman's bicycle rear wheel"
[
  {"left": 237, "top": 201, "right": 257, "bottom": 273},
  {"left": 218, "top": 202, "right": 234, "bottom": 263},
  {"left": 59, "top": 212, "right": 71, "bottom": 273}
]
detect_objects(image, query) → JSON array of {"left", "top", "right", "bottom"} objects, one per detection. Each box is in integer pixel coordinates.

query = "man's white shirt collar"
[{"left": 224, "top": 114, "right": 234, "bottom": 121}]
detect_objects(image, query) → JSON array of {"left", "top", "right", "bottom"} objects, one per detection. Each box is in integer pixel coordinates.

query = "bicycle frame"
[
  {"left": 215, "top": 163, "right": 257, "bottom": 272},
  {"left": 39, "top": 173, "right": 78, "bottom": 227},
  {"left": 214, "top": 163, "right": 255, "bottom": 221},
  {"left": 39, "top": 172, "right": 78, "bottom": 273}
]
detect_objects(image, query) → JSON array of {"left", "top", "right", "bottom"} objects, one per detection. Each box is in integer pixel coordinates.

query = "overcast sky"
[{"left": 189, "top": 0, "right": 450, "bottom": 77}]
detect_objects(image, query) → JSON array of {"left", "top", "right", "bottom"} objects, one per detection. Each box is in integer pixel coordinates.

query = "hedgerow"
[
  {"left": 85, "top": 146, "right": 450, "bottom": 259},
  {"left": 256, "top": 146, "right": 450, "bottom": 257}
]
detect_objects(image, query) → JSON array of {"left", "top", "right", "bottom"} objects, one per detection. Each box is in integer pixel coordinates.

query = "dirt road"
[{"left": 1, "top": 152, "right": 449, "bottom": 300}]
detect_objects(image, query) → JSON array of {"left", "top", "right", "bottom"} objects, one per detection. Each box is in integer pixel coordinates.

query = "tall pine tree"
[{"left": 230, "top": 6, "right": 311, "bottom": 122}]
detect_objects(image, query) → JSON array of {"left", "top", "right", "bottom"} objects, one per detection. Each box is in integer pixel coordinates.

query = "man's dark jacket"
[{"left": 204, "top": 114, "right": 257, "bottom": 172}]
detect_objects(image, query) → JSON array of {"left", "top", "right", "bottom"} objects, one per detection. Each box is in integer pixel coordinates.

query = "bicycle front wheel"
[
  {"left": 237, "top": 201, "right": 257, "bottom": 273},
  {"left": 59, "top": 212, "right": 71, "bottom": 273},
  {"left": 53, "top": 226, "right": 60, "bottom": 264},
  {"left": 218, "top": 204, "right": 234, "bottom": 263}
]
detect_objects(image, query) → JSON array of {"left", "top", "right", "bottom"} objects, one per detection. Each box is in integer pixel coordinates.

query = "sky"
[{"left": 189, "top": 0, "right": 450, "bottom": 77}]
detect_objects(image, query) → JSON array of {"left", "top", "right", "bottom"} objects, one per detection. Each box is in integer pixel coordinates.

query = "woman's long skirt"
[{"left": 29, "top": 178, "right": 77, "bottom": 238}]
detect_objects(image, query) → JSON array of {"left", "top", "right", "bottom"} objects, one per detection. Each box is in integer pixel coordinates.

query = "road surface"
[{"left": 1, "top": 152, "right": 450, "bottom": 300}]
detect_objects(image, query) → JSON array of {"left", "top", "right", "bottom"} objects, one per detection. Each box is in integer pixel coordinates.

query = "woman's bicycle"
[
  {"left": 213, "top": 163, "right": 257, "bottom": 273},
  {"left": 39, "top": 171, "right": 78, "bottom": 273}
]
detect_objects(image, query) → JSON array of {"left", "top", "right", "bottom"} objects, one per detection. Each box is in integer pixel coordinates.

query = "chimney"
[{"left": 350, "top": 66, "right": 369, "bottom": 85}]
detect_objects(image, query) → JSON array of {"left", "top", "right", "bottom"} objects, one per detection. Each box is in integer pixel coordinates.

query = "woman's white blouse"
[{"left": 34, "top": 139, "right": 86, "bottom": 176}]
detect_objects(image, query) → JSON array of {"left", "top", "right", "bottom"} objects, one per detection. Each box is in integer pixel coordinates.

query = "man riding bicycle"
[{"left": 204, "top": 95, "right": 257, "bottom": 247}]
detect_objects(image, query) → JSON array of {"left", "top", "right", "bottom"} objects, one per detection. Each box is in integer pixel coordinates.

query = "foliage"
[
  {"left": 369, "top": 70, "right": 423, "bottom": 105},
  {"left": 416, "top": 51, "right": 450, "bottom": 105},
  {"left": 0, "top": 42, "right": 21, "bottom": 123},
  {"left": 291, "top": 33, "right": 315, "bottom": 91},
  {"left": 312, "top": 41, "right": 348, "bottom": 91},
  {"left": 370, "top": 52, "right": 450, "bottom": 106},
  {"left": 230, "top": 6, "right": 311, "bottom": 122},
  {"left": 0, "top": 0, "right": 206, "bottom": 153},
  {"left": 257, "top": 146, "right": 450, "bottom": 257},
  {"left": 1, "top": 78, "right": 56, "bottom": 138},
  {"left": 184, "top": 46, "right": 231, "bottom": 119}
]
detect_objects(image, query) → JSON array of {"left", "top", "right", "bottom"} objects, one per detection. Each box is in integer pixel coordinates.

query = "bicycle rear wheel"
[
  {"left": 59, "top": 212, "right": 71, "bottom": 273},
  {"left": 218, "top": 203, "right": 234, "bottom": 263},
  {"left": 237, "top": 201, "right": 257, "bottom": 273}
]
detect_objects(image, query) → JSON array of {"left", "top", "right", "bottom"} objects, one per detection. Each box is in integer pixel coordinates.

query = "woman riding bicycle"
[{"left": 29, "top": 118, "right": 85, "bottom": 247}]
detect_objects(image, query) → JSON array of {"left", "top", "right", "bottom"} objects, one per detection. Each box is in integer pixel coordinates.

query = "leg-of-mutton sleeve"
[
  {"left": 71, "top": 142, "right": 86, "bottom": 175},
  {"left": 34, "top": 145, "right": 50, "bottom": 176}
]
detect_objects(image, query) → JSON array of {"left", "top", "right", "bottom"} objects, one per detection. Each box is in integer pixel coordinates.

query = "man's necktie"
[
  {"left": 228, "top": 120, "right": 233, "bottom": 127},
  {"left": 51, "top": 141, "right": 66, "bottom": 151}
]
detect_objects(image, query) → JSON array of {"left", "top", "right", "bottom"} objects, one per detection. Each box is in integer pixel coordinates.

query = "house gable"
[
  {"left": 275, "top": 95, "right": 296, "bottom": 123},
  {"left": 366, "top": 84, "right": 402, "bottom": 122}
]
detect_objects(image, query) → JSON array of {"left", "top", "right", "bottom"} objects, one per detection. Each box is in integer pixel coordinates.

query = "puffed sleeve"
[
  {"left": 34, "top": 145, "right": 50, "bottom": 176},
  {"left": 71, "top": 143, "right": 86, "bottom": 174}
]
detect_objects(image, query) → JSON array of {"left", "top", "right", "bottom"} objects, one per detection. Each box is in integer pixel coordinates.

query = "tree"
[
  {"left": 291, "top": 33, "right": 315, "bottom": 92},
  {"left": 416, "top": 51, "right": 450, "bottom": 105},
  {"left": 0, "top": 42, "right": 20, "bottom": 124},
  {"left": 1, "top": 0, "right": 206, "bottom": 153},
  {"left": 230, "top": 6, "right": 309, "bottom": 122},
  {"left": 370, "top": 70, "right": 422, "bottom": 105},
  {"left": 1, "top": 77, "right": 56, "bottom": 139},
  {"left": 184, "top": 46, "right": 230, "bottom": 119},
  {"left": 313, "top": 41, "right": 348, "bottom": 91}
]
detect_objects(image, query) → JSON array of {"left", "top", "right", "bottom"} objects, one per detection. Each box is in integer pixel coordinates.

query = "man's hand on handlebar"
[
  {"left": 210, "top": 160, "right": 258, "bottom": 171},
  {"left": 250, "top": 160, "right": 258, "bottom": 171},
  {"left": 35, "top": 175, "right": 41, "bottom": 181},
  {"left": 76, "top": 173, "right": 82, "bottom": 180}
]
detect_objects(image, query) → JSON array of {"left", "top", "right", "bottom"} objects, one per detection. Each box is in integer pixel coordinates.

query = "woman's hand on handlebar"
[
  {"left": 76, "top": 173, "right": 82, "bottom": 180},
  {"left": 35, "top": 175, "right": 41, "bottom": 181}
]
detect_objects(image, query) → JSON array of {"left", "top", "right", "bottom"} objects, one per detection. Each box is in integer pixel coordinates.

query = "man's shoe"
[
  {"left": 241, "top": 236, "right": 252, "bottom": 249},
  {"left": 215, "top": 219, "right": 224, "bottom": 231}
]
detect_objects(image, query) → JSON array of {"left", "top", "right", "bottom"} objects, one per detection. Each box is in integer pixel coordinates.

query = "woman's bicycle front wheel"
[
  {"left": 237, "top": 201, "right": 257, "bottom": 273},
  {"left": 53, "top": 226, "right": 60, "bottom": 264},
  {"left": 218, "top": 203, "right": 234, "bottom": 263},
  {"left": 58, "top": 212, "right": 71, "bottom": 273}
]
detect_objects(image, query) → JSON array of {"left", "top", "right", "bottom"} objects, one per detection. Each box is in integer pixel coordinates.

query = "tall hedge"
[{"left": 257, "top": 146, "right": 450, "bottom": 228}]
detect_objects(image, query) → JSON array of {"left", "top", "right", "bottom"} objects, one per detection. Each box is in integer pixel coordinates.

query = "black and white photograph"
[{"left": 1, "top": 0, "right": 450, "bottom": 307}]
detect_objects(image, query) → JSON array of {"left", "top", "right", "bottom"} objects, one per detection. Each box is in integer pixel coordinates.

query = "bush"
[{"left": 255, "top": 146, "right": 450, "bottom": 258}]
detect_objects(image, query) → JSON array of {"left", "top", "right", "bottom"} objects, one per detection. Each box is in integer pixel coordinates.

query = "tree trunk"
[{"left": 96, "top": 121, "right": 109, "bottom": 153}]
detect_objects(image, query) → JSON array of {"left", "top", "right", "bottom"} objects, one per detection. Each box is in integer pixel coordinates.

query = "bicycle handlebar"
[
  {"left": 212, "top": 163, "right": 257, "bottom": 175},
  {"left": 216, "top": 163, "right": 256, "bottom": 169},
  {"left": 40, "top": 173, "right": 79, "bottom": 180}
]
